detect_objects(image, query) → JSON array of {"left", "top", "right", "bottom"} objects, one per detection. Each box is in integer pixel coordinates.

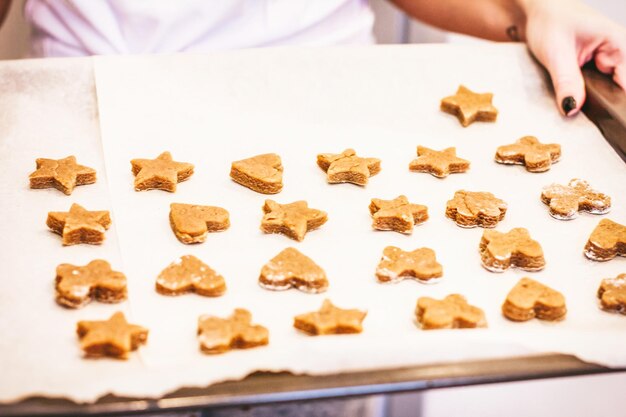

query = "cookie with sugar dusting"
[
  {"left": 259, "top": 247, "right": 328, "bottom": 293},
  {"left": 479, "top": 228, "right": 545, "bottom": 272},
  {"left": 375, "top": 246, "right": 442, "bottom": 284},
  {"left": 541, "top": 179, "right": 611, "bottom": 220},
  {"left": 56, "top": 260, "right": 126, "bottom": 308},
  {"left": 597, "top": 273, "right": 626, "bottom": 314},
  {"left": 156, "top": 255, "right": 226, "bottom": 296},
  {"left": 197, "top": 309, "right": 268, "bottom": 354}
]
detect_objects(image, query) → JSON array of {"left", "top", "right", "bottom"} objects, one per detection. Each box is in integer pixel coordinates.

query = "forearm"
[
  {"left": 389, "top": 0, "right": 528, "bottom": 42},
  {"left": 0, "top": 0, "right": 13, "bottom": 29}
]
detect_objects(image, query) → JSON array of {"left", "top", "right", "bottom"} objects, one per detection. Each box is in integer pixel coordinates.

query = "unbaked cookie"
[
  {"left": 416, "top": 294, "right": 486, "bottom": 329},
  {"left": 479, "top": 228, "right": 545, "bottom": 272},
  {"left": 230, "top": 153, "right": 283, "bottom": 194},
  {"left": 29, "top": 156, "right": 96, "bottom": 195},
  {"left": 369, "top": 195, "right": 428, "bottom": 234},
  {"left": 409, "top": 146, "right": 470, "bottom": 178},
  {"left": 541, "top": 179, "right": 611, "bottom": 220},
  {"left": 259, "top": 247, "right": 328, "bottom": 293},
  {"left": 294, "top": 299, "right": 366, "bottom": 335},
  {"left": 317, "top": 149, "right": 381, "bottom": 186},
  {"left": 495, "top": 136, "right": 561, "bottom": 172},
  {"left": 131, "top": 151, "right": 194, "bottom": 192},
  {"left": 440, "top": 85, "right": 498, "bottom": 127}
]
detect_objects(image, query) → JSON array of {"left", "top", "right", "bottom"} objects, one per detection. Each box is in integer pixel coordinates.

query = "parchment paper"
[{"left": 1, "top": 44, "right": 625, "bottom": 404}]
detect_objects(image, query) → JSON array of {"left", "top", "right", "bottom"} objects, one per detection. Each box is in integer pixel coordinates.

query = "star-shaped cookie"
[
  {"left": 156, "top": 255, "right": 226, "bottom": 296},
  {"left": 369, "top": 195, "right": 428, "bottom": 234},
  {"left": 259, "top": 247, "right": 328, "bottom": 293},
  {"left": 29, "top": 156, "right": 96, "bottom": 195},
  {"left": 56, "top": 260, "right": 127, "bottom": 308},
  {"left": 317, "top": 149, "right": 381, "bottom": 186},
  {"left": 77, "top": 311, "right": 148, "bottom": 359},
  {"left": 294, "top": 299, "right": 367, "bottom": 335},
  {"left": 495, "top": 136, "right": 561, "bottom": 172},
  {"left": 440, "top": 85, "right": 498, "bottom": 127},
  {"left": 584, "top": 218, "right": 626, "bottom": 261},
  {"left": 47, "top": 203, "right": 111, "bottom": 245},
  {"left": 261, "top": 199, "right": 327, "bottom": 241},
  {"left": 375, "top": 246, "right": 443, "bottom": 283},
  {"left": 502, "top": 277, "right": 566, "bottom": 321},
  {"left": 541, "top": 179, "right": 611, "bottom": 220},
  {"left": 230, "top": 153, "right": 283, "bottom": 194},
  {"left": 197, "top": 309, "right": 269, "bottom": 354},
  {"left": 416, "top": 294, "right": 486, "bottom": 330},
  {"left": 131, "top": 151, "right": 194, "bottom": 192},
  {"left": 597, "top": 273, "right": 626, "bottom": 314},
  {"left": 446, "top": 190, "right": 507, "bottom": 228},
  {"left": 169, "top": 203, "right": 230, "bottom": 244},
  {"left": 479, "top": 228, "right": 545, "bottom": 272},
  {"left": 409, "top": 146, "right": 470, "bottom": 178}
]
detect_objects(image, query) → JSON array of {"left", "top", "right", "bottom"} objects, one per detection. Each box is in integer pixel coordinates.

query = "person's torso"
[{"left": 25, "top": 0, "right": 375, "bottom": 57}]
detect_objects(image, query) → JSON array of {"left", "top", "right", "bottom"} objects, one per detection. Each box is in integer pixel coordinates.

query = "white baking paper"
[{"left": 1, "top": 44, "right": 625, "bottom": 404}]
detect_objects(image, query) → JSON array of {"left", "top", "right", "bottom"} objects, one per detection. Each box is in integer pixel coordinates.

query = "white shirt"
[{"left": 25, "top": 0, "right": 375, "bottom": 57}]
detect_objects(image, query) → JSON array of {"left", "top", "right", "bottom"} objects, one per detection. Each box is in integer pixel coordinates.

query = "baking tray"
[{"left": 1, "top": 54, "right": 624, "bottom": 417}]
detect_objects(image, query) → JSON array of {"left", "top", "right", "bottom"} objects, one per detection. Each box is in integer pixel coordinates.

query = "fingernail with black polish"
[{"left": 562, "top": 96, "right": 576, "bottom": 115}]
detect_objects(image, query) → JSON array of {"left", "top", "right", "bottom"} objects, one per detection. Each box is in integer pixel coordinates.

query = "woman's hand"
[{"left": 519, "top": 0, "right": 626, "bottom": 115}]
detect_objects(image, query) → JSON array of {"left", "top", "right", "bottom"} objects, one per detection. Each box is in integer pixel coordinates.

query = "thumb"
[{"left": 542, "top": 42, "right": 586, "bottom": 116}]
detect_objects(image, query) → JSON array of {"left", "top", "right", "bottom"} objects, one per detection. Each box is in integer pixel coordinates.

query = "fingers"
[
  {"left": 614, "top": 63, "right": 626, "bottom": 90},
  {"left": 594, "top": 43, "right": 626, "bottom": 91},
  {"left": 542, "top": 41, "right": 586, "bottom": 116}
]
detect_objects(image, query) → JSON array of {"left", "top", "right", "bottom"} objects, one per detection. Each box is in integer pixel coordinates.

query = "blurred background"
[{"left": 1, "top": 0, "right": 625, "bottom": 59}]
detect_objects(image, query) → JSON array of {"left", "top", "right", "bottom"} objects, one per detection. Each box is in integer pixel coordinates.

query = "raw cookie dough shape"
[
  {"left": 259, "top": 247, "right": 328, "bottom": 293},
  {"left": 29, "top": 156, "right": 96, "bottom": 195},
  {"left": 495, "top": 136, "right": 561, "bottom": 172},
  {"left": 261, "top": 199, "right": 328, "bottom": 241},
  {"left": 479, "top": 228, "right": 545, "bottom": 272},
  {"left": 131, "top": 151, "right": 194, "bottom": 192},
  {"left": 369, "top": 195, "right": 428, "bottom": 234},
  {"left": 541, "top": 179, "right": 611, "bottom": 220},
  {"left": 409, "top": 146, "right": 470, "bottom": 178},
  {"left": 169, "top": 203, "right": 230, "bottom": 244},
  {"left": 317, "top": 149, "right": 381, "bottom": 186},
  {"left": 446, "top": 190, "right": 507, "bottom": 228},
  {"left": 597, "top": 273, "right": 626, "bottom": 314},
  {"left": 77, "top": 311, "right": 148, "bottom": 359},
  {"left": 197, "top": 309, "right": 269, "bottom": 354},
  {"left": 47, "top": 203, "right": 111, "bottom": 245},
  {"left": 502, "top": 277, "right": 566, "bottom": 322},
  {"left": 156, "top": 255, "right": 226, "bottom": 296},
  {"left": 375, "top": 246, "right": 443, "bottom": 284},
  {"left": 584, "top": 219, "right": 626, "bottom": 261},
  {"left": 416, "top": 294, "right": 486, "bottom": 329},
  {"left": 440, "top": 85, "right": 498, "bottom": 127},
  {"left": 56, "top": 260, "right": 127, "bottom": 308},
  {"left": 230, "top": 153, "right": 283, "bottom": 194},
  {"left": 294, "top": 299, "right": 366, "bottom": 335}
]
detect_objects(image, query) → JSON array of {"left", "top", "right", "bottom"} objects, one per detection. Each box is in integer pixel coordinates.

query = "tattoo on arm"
[{"left": 506, "top": 25, "right": 521, "bottom": 41}]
